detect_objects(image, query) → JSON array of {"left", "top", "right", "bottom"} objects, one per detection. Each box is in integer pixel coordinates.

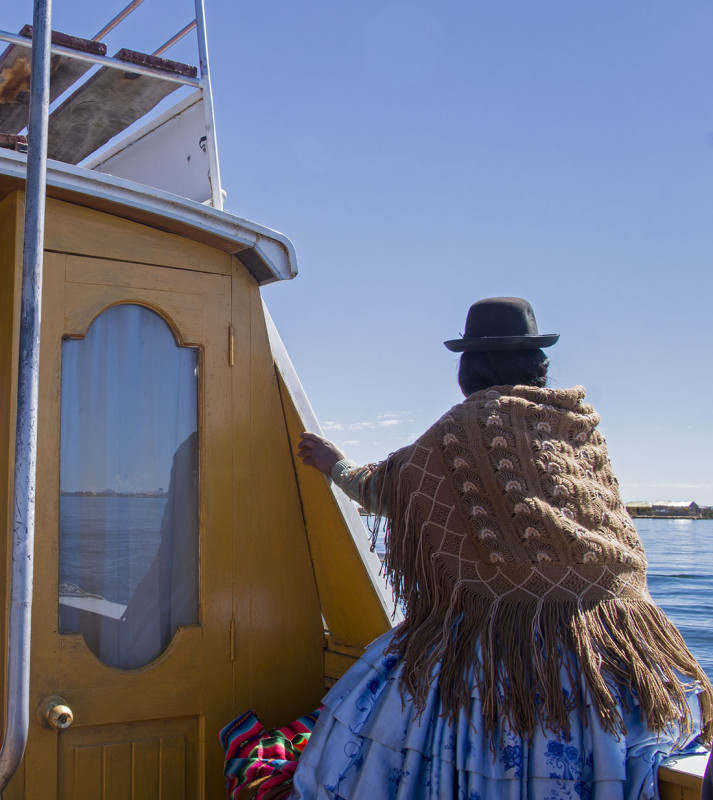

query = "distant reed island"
[
  {"left": 626, "top": 501, "right": 713, "bottom": 519},
  {"left": 61, "top": 489, "right": 168, "bottom": 498}
]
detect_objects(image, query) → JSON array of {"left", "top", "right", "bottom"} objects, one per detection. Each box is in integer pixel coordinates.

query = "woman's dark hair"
[{"left": 458, "top": 349, "right": 549, "bottom": 396}]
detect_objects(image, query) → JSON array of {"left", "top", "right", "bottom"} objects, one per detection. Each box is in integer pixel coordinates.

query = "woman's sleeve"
[{"left": 330, "top": 458, "right": 385, "bottom": 515}]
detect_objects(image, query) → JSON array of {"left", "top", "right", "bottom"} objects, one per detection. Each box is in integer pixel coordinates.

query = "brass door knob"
[{"left": 39, "top": 695, "right": 73, "bottom": 730}]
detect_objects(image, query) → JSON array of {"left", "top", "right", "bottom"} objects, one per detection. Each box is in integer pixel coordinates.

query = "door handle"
[{"left": 39, "top": 696, "right": 74, "bottom": 730}]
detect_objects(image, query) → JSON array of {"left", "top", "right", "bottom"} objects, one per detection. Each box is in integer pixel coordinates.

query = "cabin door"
[{"left": 19, "top": 253, "right": 233, "bottom": 799}]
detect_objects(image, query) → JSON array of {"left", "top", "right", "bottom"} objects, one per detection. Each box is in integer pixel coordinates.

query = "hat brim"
[{"left": 443, "top": 333, "right": 560, "bottom": 352}]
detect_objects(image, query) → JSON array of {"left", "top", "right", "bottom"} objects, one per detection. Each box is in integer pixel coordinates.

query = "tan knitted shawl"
[{"left": 363, "top": 385, "right": 712, "bottom": 742}]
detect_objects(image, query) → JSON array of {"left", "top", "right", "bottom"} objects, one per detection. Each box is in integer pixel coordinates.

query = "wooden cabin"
[
  {"left": 0, "top": 147, "right": 393, "bottom": 799},
  {"left": 0, "top": 16, "right": 393, "bottom": 796}
]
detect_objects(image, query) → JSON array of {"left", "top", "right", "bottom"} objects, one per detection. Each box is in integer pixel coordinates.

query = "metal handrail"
[
  {"left": 153, "top": 20, "right": 196, "bottom": 57},
  {"left": 0, "top": 0, "right": 222, "bottom": 205},
  {"left": 92, "top": 0, "right": 146, "bottom": 42},
  {"left": 0, "top": 0, "right": 52, "bottom": 791}
]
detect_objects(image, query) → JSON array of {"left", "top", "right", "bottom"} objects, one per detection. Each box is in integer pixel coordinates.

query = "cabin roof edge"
[{"left": 0, "top": 149, "right": 297, "bottom": 285}]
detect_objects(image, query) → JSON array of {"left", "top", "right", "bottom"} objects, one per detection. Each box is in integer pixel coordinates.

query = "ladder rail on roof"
[
  {"left": 92, "top": 0, "right": 146, "bottom": 42},
  {"left": 153, "top": 20, "right": 196, "bottom": 57},
  {"left": 0, "top": 0, "right": 223, "bottom": 206},
  {"left": 194, "top": 0, "right": 222, "bottom": 209},
  {"left": 0, "top": 30, "right": 201, "bottom": 86},
  {"left": 0, "top": 0, "right": 52, "bottom": 791}
]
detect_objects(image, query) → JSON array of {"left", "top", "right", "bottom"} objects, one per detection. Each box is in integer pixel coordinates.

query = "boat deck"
[{"left": 659, "top": 752, "right": 708, "bottom": 798}]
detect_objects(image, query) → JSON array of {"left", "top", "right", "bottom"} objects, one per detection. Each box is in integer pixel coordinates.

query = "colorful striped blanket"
[{"left": 220, "top": 708, "right": 321, "bottom": 800}]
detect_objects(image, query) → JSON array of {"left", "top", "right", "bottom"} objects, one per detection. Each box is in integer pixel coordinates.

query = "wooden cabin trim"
[
  {"left": 658, "top": 752, "right": 708, "bottom": 799},
  {"left": 324, "top": 647, "right": 360, "bottom": 689},
  {"left": 55, "top": 716, "right": 200, "bottom": 798},
  {"left": 277, "top": 382, "right": 396, "bottom": 646},
  {"left": 44, "top": 195, "right": 234, "bottom": 274},
  {"left": 324, "top": 636, "right": 371, "bottom": 688},
  {"left": 226, "top": 270, "right": 326, "bottom": 729},
  {"left": 265, "top": 306, "right": 399, "bottom": 654},
  {"left": 0, "top": 149, "right": 297, "bottom": 285}
]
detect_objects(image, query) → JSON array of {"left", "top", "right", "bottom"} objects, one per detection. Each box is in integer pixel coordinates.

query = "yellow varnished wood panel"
[
  {"left": 0, "top": 173, "right": 24, "bottom": 206},
  {"left": 104, "top": 742, "right": 132, "bottom": 800},
  {"left": 658, "top": 769, "right": 703, "bottom": 799},
  {"left": 231, "top": 263, "right": 325, "bottom": 728},
  {"left": 133, "top": 740, "right": 160, "bottom": 800},
  {"left": 194, "top": 271, "right": 233, "bottom": 797},
  {"left": 160, "top": 736, "right": 187, "bottom": 800},
  {"left": 2, "top": 767, "right": 25, "bottom": 800},
  {"left": 72, "top": 746, "right": 102, "bottom": 798},
  {"left": 58, "top": 627, "right": 203, "bottom": 692},
  {"left": 23, "top": 253, "right": 65, "bottom": 800},
  {"left": 58, "top": 718, "right": 198, "bottom": 800},
  {"left": 228, "top": 261, "right": 253, "bottom": 721},
  {"left": 324, "top": 649, "right": 360, "bottom": 688},
  {"left": 57, "top": 682, "right": 203, "bottom": 730},
  {"left": 65, "top": 256, "right": 212, "bottom": 296},
  {"left": 43, "top": 196, "right": 234, "bottom": 275},
  {"left": 64, "top": 276, "right": 204, "bottom": 343},
  {"left": 278, "top": 375, "right": 393, "bottom": 649},
  {"left": 0, "top": 177, "right": 259, "bottom": 272},
  {"left": 0, "top": 192, "right": 23, "bottom": 788}
]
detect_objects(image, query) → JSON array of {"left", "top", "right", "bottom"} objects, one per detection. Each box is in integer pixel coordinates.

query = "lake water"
[
  {"left": 635, "top": 517, "right": 713, "bottom": 683},
  {"left": 59, "top": 498, "right": 713, "bottom": 682},
  {"left": 370, "top": 516, "right": 713, "bottom": 683},
  {"left": 59, "top": 495, "right": 167, "bottom": 605}
]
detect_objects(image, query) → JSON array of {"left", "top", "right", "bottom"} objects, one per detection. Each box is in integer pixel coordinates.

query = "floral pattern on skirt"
[{"left": 289, "top": 627, "right": 707, "bottom": 800}]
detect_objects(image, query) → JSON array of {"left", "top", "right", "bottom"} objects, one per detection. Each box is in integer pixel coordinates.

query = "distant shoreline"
[
  {"left": 60, "top": 491, "right": 167, "bottom": 498},
  {"left": 630, "top": 514, "right": 708, "bottom": 520}
]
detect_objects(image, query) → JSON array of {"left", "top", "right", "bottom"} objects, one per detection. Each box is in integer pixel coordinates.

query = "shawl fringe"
[{"left": 364, "top": 441, "right": 713, "bottom": 745}]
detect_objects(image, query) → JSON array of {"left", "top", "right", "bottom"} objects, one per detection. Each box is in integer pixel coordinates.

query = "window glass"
[{"left": 59, "top": 304, "right": 199, "bottom": 669}]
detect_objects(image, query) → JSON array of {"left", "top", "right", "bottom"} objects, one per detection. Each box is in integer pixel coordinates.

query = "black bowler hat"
[{"left": 444, "top": 297, "right": 559, "bottom": 352}]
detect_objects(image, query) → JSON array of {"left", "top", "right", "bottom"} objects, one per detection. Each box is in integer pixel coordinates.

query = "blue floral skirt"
[{"left": 289, "top": 627, "right": 707, "bottom": 800}]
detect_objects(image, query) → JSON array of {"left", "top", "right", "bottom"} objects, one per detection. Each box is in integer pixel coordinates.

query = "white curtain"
[{"left": 59, "top": 304, "right": 199, "bottom": 669}]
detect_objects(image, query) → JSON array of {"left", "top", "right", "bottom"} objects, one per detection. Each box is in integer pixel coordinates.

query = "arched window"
[{"left": 58, "top": 304, "right": 199, "bottom": 669}]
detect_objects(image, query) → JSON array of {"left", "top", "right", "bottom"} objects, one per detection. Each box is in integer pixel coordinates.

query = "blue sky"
[{"left": 5, "top": 0, "right": 713, "bottom": 503}]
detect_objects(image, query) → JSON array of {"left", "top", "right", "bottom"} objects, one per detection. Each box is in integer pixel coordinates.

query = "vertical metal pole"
[
  {"left": 194, "top": 0, "right": 224, "bottom": 209},
  {"left": 0, "top": 0, "right": 52, "bottom": 791}
]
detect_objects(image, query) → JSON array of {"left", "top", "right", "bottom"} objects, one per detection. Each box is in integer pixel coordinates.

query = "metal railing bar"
[
  {"left": 92, "top": 0, "right": 146, "bottom": 42},
  {"left": 0, "top": 0, "right": 52, "bottom": 788},
  {"left": 0, "top": 30, "right": 201, "bottom": 87},
  {"left": 152, "top": 20, "right": 196, "bottom": 57},
  {"left": 194, "top": 0, "right": 223, "bottom": 209}
]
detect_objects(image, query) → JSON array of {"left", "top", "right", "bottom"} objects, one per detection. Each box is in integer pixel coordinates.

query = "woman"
[{"left": 290, "top": 298, "right": 712, "bottom": 800}]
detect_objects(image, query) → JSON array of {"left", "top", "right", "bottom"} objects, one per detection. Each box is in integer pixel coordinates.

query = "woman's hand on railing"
[{"left": 297, "top": 432, "right": 346, "bottom": 477}]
